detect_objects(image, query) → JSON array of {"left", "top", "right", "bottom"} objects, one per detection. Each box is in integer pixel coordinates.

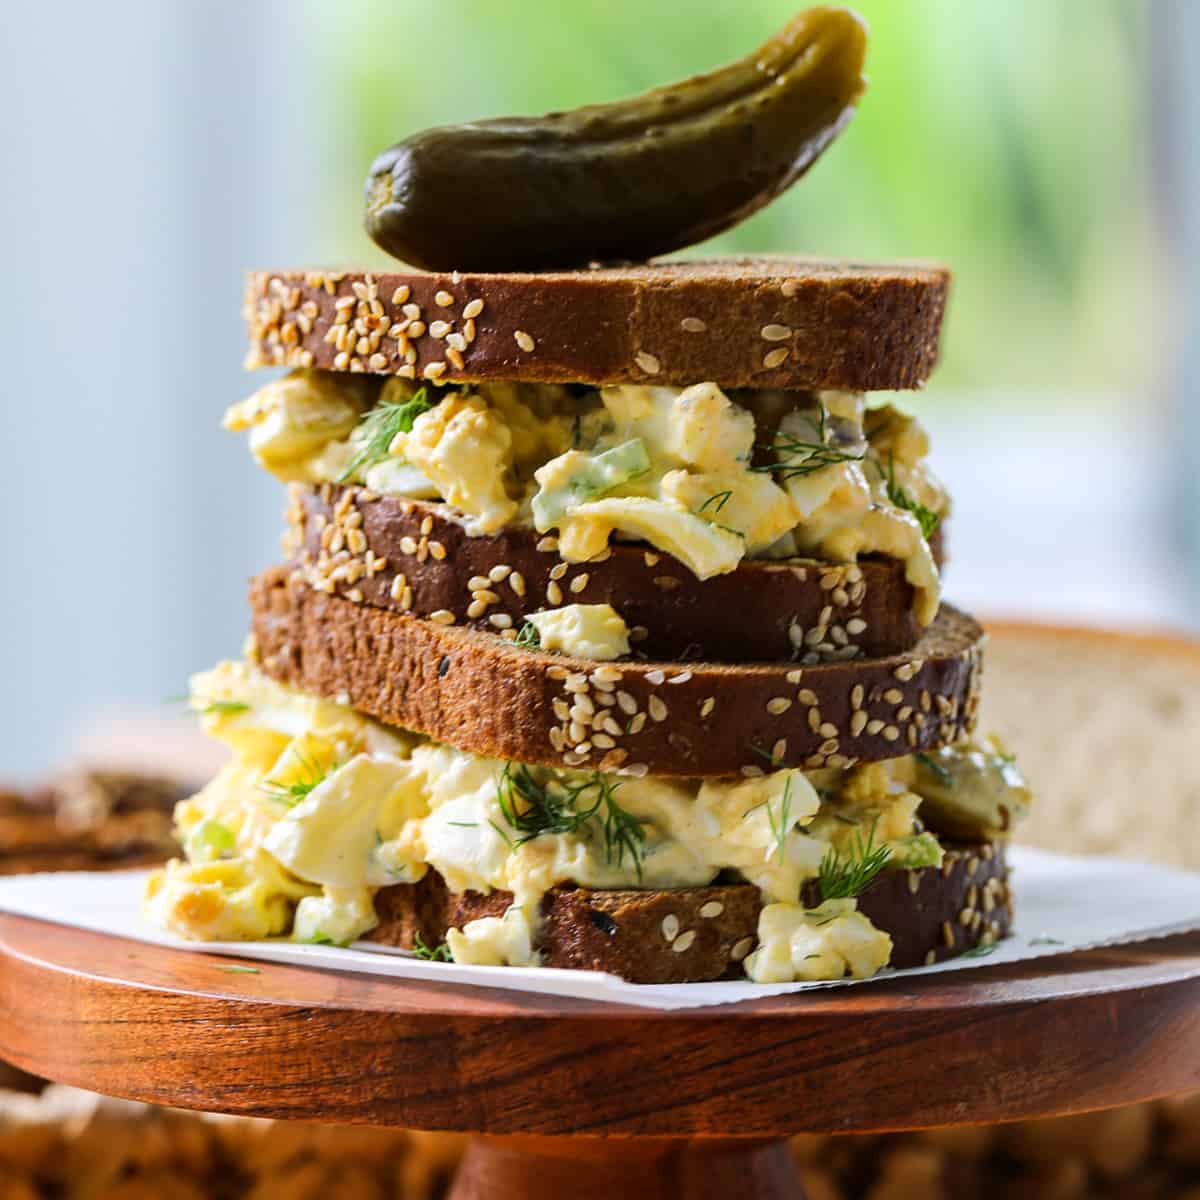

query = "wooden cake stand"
[{"left": 0, "top": 915, "right": 1197, "bottom": 1199}]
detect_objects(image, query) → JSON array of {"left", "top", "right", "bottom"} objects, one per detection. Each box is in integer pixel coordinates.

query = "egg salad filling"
[
  {"left": 224, "top": 370, "right": 949, "bottom": 624},
  {"left": 145, "top": 661, "right": 1029, "bottom": 983}
]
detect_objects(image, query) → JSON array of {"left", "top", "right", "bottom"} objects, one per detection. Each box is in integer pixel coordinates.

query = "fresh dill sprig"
[
  {"left": 914, "top": 751, "right": 953, "bottom": 788},
  {"left": 961, "top": 941, "right": 998, "bottom": 958},
  {"left": 513, "top": 621, "right": 541, "bottom": 650},
  {"left": 698, "top": 490, "right": 733, "bottom": 515},
  {"left": 260, "top": 751, "right": 335, "bottom": 807},
  {"left": 817, "top": 817, "right": 892, "bottom": 901},
  {"left": 743, "top": 776, "right": 794, "bottom": 864},
  {"left": 166, "top": 695, "right": 251, "bottom": 716},
  {"left": 495, "top": 763, "right": 646, "bottom": 878},
  {"left": 199, "top": 700, "right": 251, "bottom": 717},
  {"left": 884, "top": 451, "right": 941, "bottom": 540},
  {"left": 412, "top": 934, "right": 452, "bottom": 962},
  {"left": 752, "top": 401, "right": 865, "bottom": 481},
  {"left": 337, "top": 388, "right": 433, "bottom": 482}
]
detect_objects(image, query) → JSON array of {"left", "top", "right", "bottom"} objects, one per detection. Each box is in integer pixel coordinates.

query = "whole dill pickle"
[{"left": 364, "top": 7, "right": 867, "bottom": 271}]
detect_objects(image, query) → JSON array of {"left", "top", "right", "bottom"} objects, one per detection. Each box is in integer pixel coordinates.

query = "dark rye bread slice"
[
  {"left": 368, "top": 843, "right": 1011, "bottom": 984},
  {"left": 251, "top": 567, "right": 983, "bottom": 777},
  {"left": 289, "top": 485, "right": 946, "bottom": 662},
  {"left": 245, "top": 257, "right": 950, "bottom": 392}
]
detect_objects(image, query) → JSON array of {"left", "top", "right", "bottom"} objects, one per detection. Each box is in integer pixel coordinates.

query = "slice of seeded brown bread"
[
  {"left": 245, "top": 257, "right": 950, "bottom": 392},
  {"left": 368, "top": 843, "right": 1010, "bottom": 984},
  {"left": 289, "top": 486, "right": 946, "bottom": 663},
  {"left": 250, "top": 566, "right": 983, "bottom": 777}
]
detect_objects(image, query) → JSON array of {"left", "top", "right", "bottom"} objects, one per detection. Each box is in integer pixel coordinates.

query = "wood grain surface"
[{"left": 1, "top": 915, "right": 1197, "bottom": 1137}]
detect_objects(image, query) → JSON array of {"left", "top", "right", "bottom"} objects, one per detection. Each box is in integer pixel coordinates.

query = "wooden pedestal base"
[{"left": 449, "top": 1135, "right": 802, "bottom": 1200}]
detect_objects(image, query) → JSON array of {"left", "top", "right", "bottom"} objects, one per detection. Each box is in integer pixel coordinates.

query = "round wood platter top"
[{"left": 1, "top": 916, "right": 1198, "bottom": 1136}]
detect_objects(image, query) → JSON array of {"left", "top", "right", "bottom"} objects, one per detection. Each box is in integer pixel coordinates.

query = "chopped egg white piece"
[
  {"left": 446, "top": 908, "right": 539, "bottom": 967},
  {"left": 527, "top": 604, "right": 631, "bottom": 660},
  {"left": 744, "top": 900, "right": 893, "bottom": 983}
]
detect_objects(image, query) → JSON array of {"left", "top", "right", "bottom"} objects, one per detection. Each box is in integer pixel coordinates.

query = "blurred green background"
[{"left": 310, "top": 0, "right": 1161, "bottom": 393}]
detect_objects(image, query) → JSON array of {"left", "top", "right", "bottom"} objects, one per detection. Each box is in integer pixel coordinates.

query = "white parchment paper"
[{"left": 0, "top": 847, "right": 1196, "bottom": 1010}]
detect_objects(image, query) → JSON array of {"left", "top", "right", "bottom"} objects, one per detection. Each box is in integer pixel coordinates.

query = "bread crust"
[
  {"left": 369, "top": 843, "right": 1011, "bottom": 983},
  {"left": 250, "top": 567, "right": 983, "bottom": 777},
  {"left": 245, "top": 258, "right": 950, "bottom": 392},
  {"left": 291, "top": 486, "right": 940, "bottom": 662}
]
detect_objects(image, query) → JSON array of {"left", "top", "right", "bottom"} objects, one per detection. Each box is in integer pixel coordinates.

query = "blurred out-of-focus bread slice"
[{"left": 980, "top": 621, "right": 1200, "bottom": 870}]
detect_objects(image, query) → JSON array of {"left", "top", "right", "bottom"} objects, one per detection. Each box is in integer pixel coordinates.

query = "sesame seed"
[
  {"left": 681, "top": 317, "right": 707, "bottom": 333},
  {"left": 942, "top": 921, "right": 955, "bottom": 948},
  {"left": 797, "top": 688, "right": 818, "bottom": 707},
  {"left": 772, "top": 738, "right": 787, "bottom": 761},
  {"left": 402, "top": 303, "right": 422, "bottom": 320},
  {"left": 446, "top": 332, "right": 467, "bottom": 352},
  {"left": 467, "top": 600, "right": 487, "bottom": 619},
  {"left": 882, "top": 725, "right": 901, "bottom": 742},
  {"left": 763, "top": 348, "right": 790, "bottom": 369},
  {"left": 423, "top": 361, "right": 447, "bottom": 380},
  {"left": 391, "top": 286, "right": 411, "bottom": 305},
  {"left": 699, "top": 901, "right": 724, "bottom": 919},
  {"left": 907, "top": 871, "right": 921, "bottom": 895},
  {"left": 850, "top": 711, "right": 868, "bottom": 737},
  {"left": 648, "top": 696, "right": 668, "bottom": 722},
  {"left": 429, "top": 610, "right": 456, "bottom": 625},
  {"left": 761, "top": 323, "right": 792, "bottom": 341},
  {"left": 635, "top": 350, "right": 661, "bottom": 375},
  {"left": 510, "top": 571, "right": 526, "bottom": 596},
  {"left": 661, "top": 914, "right": 680, "bottom": 942},
  {"left": 536, "top": 536, "right": 559, "bottom": 553},
  {"left": 700, "top": 697, "right": 716, "bottom": 718},
  {"left": 463, "top": 298, "right": 484, "bottom": 319},
  {"left": 616, "top": 691, "right": 638, "bottom": 715},
  {"left": 514, "top": 329, "right": 535, "bottom": 352},
  {"left": 547, "top": 665, "right": 570, "bottom": 681},
  {"left": 846, "top": 618, "right": 867, "bottom": 636},
  {"left": 592, "top": 665, "right": 623, "bottom": 683},
  {"left": 672, "top": 931, "right": 697, "bottom": 953},
  {"left": 435, "top": 290, "right": 454, "bottom": 307},
  {"left": 668, "top": 671, "right": 692, "bottom": 685},
  {"left": 428, "top": 540, "right": 447, "bottom": 561},
  {"left": 645, "top": 669, "right": 666, "bottom": 685},
  {"left": 731, "top": 937, "right": 754, "bottom": 961},
  {"left": 767, "top": 697, "right": 792, "bottom": 715},
  {"left": 429, "top": 320, "right": 452, "bottom": 338},
  {"left": 925, "top": 950, "right": 937, "bottom": 966},
  {"left": 489, "top": 613, "right": 513, "bottom": 630},
  {"left": 628, "top": 713, "right": 647, "bottom": 734},
  {"left": 569, "top": 573, "right": 589, "bottom": 594},
  {"left": 547, "top": 581, "right": 563, "bottom": 606}
]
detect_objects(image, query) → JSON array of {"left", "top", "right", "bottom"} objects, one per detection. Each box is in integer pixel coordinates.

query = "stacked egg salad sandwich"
[{"left": 145, "top": 8, "right": 1032, "bottom": 984}]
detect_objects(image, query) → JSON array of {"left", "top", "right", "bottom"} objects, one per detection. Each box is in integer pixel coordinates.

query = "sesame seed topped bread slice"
[
  {"left": 368, "top": 843, "right": 1011, "bottom": 984},
  {"left": 245, "top": 257, "right": 950, "bottom": 392},
  {"left": 288, "top": 486, "right": 946, "bottom": 663},
  {"left": 250, "top": 567, "right": 983, "bottom": 778}
]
